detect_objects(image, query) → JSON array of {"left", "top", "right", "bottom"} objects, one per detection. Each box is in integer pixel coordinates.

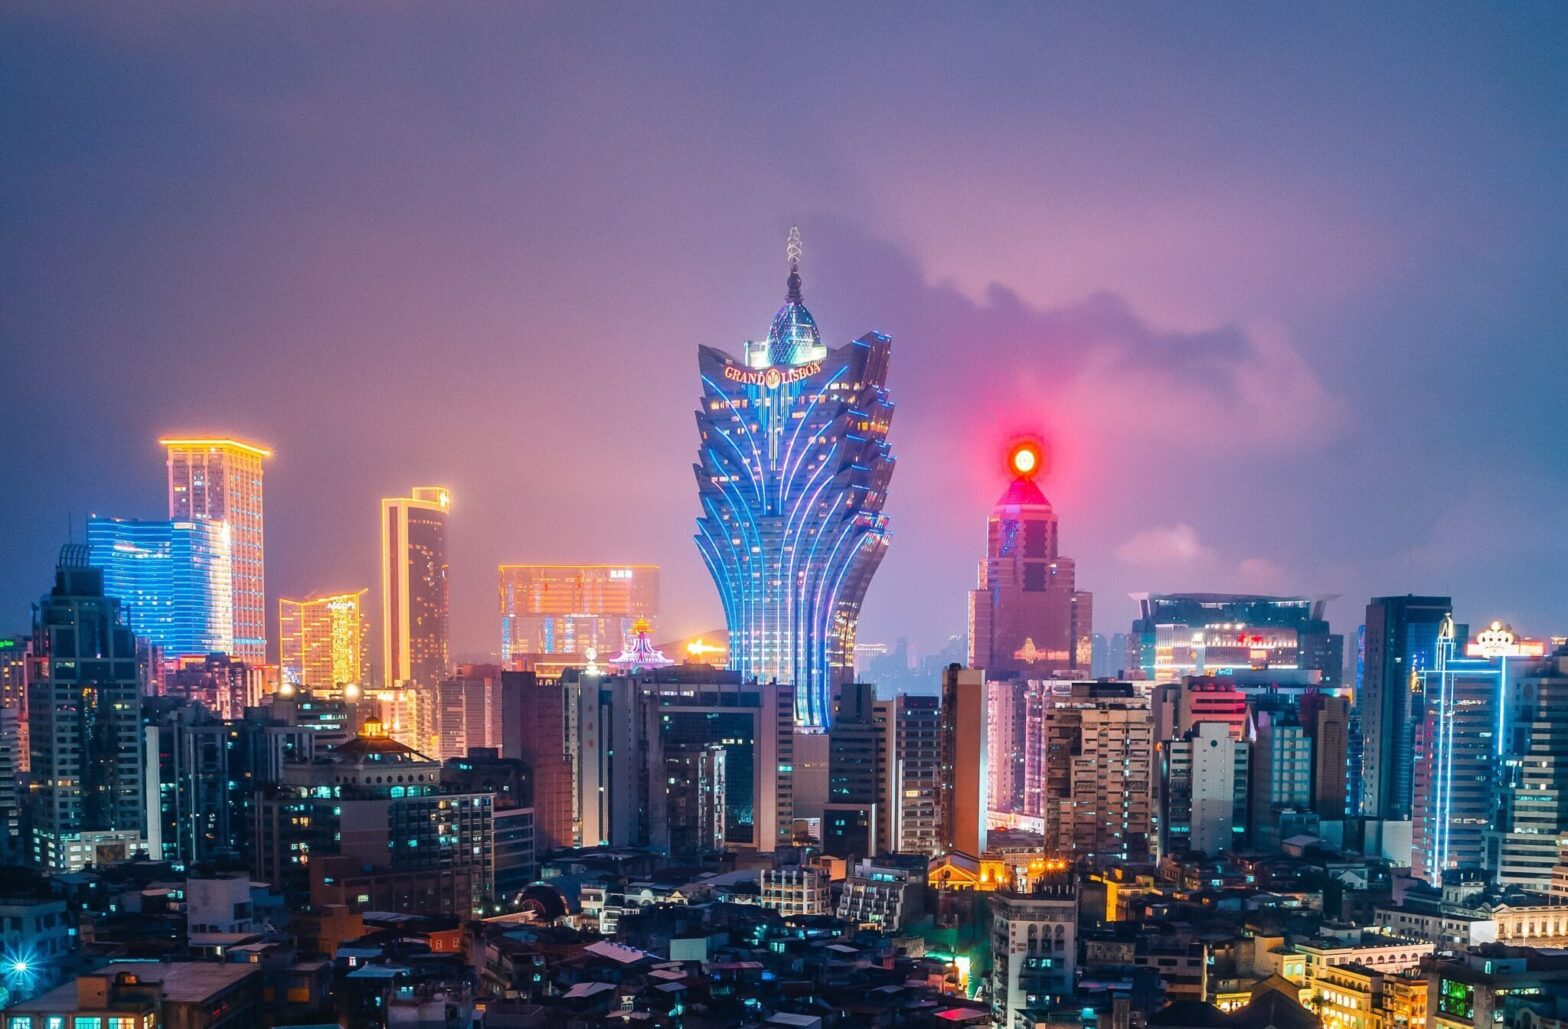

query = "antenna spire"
[{"left": 785, "top": 225, "right": 803, "bottom": 303}]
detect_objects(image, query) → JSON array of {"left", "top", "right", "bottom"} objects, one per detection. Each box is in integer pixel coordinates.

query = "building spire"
[{"left": 786, "top": 225, "right": 803, "bottom": 303}]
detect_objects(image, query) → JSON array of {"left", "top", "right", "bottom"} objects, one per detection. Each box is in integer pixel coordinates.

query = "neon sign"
[{"left": 722, "top": 361, "right": 823, "bottom": 388}]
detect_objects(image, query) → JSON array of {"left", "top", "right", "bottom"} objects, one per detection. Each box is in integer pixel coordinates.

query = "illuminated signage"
[
  {"left": 1466, "top": 621, "right": 1546, "bottom": 659},
  {"left": 608, "top": 569, "right": 634, "bottom": 580},
  {"left": 722, "top": 361, "right": 823, "bottom": 388}
]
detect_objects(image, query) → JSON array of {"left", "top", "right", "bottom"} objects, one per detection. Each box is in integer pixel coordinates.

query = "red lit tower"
[{"left": 967, "top": 439, "right": 1092, "bottom": 677}]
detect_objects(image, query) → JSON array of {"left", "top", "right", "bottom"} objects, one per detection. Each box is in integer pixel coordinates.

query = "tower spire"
[{"left": 786, "top": 225, "right": 803, "bottom": 303}]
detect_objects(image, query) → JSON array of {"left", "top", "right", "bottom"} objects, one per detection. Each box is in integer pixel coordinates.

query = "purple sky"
[{"left": 3, "top": 5, "right": 1567, "bottom": 667}]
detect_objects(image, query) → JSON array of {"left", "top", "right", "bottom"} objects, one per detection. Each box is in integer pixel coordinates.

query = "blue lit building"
[
  {"left": 1359, "top": 595, "right": 1451, "bottom": 820},
  {"left": 693, "top": 230, "right": 894, "bottom": 728},
  {"left": 86, "top": 517, "right": 233, "bottom": 658}
]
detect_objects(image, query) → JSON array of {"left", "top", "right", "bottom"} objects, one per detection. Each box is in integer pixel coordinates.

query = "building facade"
[
  {"left": 161, "top": 437, "right": 270, "bottom": 663},
  {"left": 939, "top": 665, "right": 988, "bottom": 857},
  {"left": 86, "top": 517, "right": 233, "bottom": 658},
  {"left": 279, "top": 589, "right": 368, "bottom": 688},
  {"left": 497, "top": 564, "right": 658, "bottom": 671},
  {"left": 692, "top": 231, "right": 895, "bottom": 729},
  {"left": 381, "top": 487, "right": 451, "bottom": 688},
  {"left": 1130, "top": 593, "right": 1343, "bottom": 688}
]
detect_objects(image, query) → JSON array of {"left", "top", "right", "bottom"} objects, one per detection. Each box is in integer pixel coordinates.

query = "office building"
[
  {"left": 85, "top": 516, "right": 234, "bottom": 658},
  {"left": 879, "top": 692, "right": 942, "bottom": 855},
  {"left": 1160, "top": 720, "right": 1248, "bottom": 857},
  {"left": 939, "top": 665, "right": 988, "bottom": 857},
  {"left": 1361, "top": 595, "right": 1452, "bottom": 820},
  {"left": 969, "top": 438, "right": 1092, "bottom": 677},
  {"left": 381, "top": 486, "right": 451, "bottom": 688},
  {"left": 1487, "top": 648, "right": 1568, "bottom": 889},
  {"left": 279, "top": 589, "right": 368, "bottom": 688},
  {"left": 27, "top": 547, "right": 147, "bottom": 873},
  {"left": 988, "top": 677, "right": 1030, "bottom": 816},
  {"left": 693, "top": 229, "right": 895, "bottom": 729},
  {"left": 253, "top": 718, "right": 493, "bottom": 914},
  {"left": 144, "top": 698, "right": 235, "bottom": 866},
  {"left": 990, "top": 876, "right": 1078, "bottom": 1029},
  {"left": 498, "top": 564, "right": 658, "bottom": 674},
  {"left": 1412, "top": 619, "right": 1500, "bottom": 886},
  {"left": 442, "top": 748, "right": 536, "bottom": 901},
  {"left": 1041, "top": 682, "right": 1154, "bottom": 863},
  {"left": 570, "top": 666, "right": 794, "bottom": 852},
  {"left": 1131, "top": 593, "right": 1343, "bottom": 687},
  {"left": 161, "top": 436, "right": 270, "bottom": 663}
]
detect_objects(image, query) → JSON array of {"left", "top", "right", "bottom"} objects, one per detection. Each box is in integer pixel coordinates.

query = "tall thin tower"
[
  {"left": 693, "top": 229, "right": 895, "bottom": 728},
  {"left": 381, "top": 487, "right": 451, "bottom": 688},
  {"left": 161, "top": 436, "right": 271, "bottom": 663}
]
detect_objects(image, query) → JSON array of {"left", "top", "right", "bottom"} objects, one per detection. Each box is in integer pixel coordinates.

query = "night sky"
[{"left": 3, "top": 5, "right": 1566, "bottom": 667}]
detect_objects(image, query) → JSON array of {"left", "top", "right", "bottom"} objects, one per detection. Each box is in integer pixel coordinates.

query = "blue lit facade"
[
  {"left": 693, "top": 239, "right": 894, "bottom": 728},
  {"left": 86, "top": 517, "right": 233, "bottom": 657}
]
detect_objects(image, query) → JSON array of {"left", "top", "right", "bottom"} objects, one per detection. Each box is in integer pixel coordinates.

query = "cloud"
[
  {"left": 1115, "top": 524, "right": 1214, "bottom": 569},
  {"left": 1237, "top": 557, "right": 1286, "bottom": 590}
]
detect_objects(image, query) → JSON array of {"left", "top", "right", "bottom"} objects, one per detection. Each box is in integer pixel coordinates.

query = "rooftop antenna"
[{"left": 785, "top": 225, "right": 803, "bottom": 303}]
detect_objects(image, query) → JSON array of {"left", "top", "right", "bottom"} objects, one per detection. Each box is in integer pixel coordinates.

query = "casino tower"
[{"left": 693, "top": 229, "right": 895, "bottom": 729}]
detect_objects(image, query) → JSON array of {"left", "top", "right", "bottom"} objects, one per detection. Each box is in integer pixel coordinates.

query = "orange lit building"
[
  {"left": 161, "top": 436, "right": 271, "bottom": 663},
  {"left": 498, "top": 564, "right": 658, "bottom": 674},
  {"left": 939, "top": 665, "right": 989, "bottom": 857},
  {"left": 381, "top": 487, "right": 451, "bottom": 688},
  {"left": 279, "top": 590, "right": 369, "bottom": 688}
]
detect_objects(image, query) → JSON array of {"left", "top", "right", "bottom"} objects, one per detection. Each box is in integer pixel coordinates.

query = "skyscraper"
[
  {"left": 86, "top": 517, "right": 234, "bottom": 658},
  {"left": 1041, "top": 682, "right": 1154, "bottom": 863},
  {"left": 381, "top": 486, "right": 451, "bottom": 688},
  {"left": 693, "top": 229, "right": 895, "bottom": 729},
  {"left": 879, "top": 693, "right": 942, "bottom": 856},
  {"left": 497, "top": 564, "right": 658, "bottom": 673},
  {"left": 160, "top": 437, "right": 270, "bottom": 662},
  {"left": 939, "top": 664, "right": 988, "bottom": 857},
  {"left": 28, "top": 547, "right": 148, "bottom": 873},
  {"left": 1487, "top": 646, "right": 1568, "bottom": 890},
  {"left": 1411, "top": 619, "right": 1498, "bottom": 886},
  {"left": 278, "top": 590, "right": 369, "bottom": 688},
  {"left": 969, "top": 438, "right": 1092, "bottom": 677},
  {"left": 1360, "top": 595, "right": 1451, "bottom": 820}
]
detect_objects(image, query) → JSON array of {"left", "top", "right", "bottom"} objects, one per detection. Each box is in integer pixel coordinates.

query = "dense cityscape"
[
  {"left": 5, "top": 7, "right": 1567, "bottom": 1029},
  {"left": 1, "top": 230, "right": 1566, "bottom": 1029}
]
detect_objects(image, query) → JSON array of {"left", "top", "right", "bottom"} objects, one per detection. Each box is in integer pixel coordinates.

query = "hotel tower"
[
  {"left": 161, "top": 436, "right": 271, "bottom": 663},
  {"left": 381, "top": 487, "right": 451, "bottom": 688},
  {"left": 693, "top": 229, "right": 895, "bottom": 729}
]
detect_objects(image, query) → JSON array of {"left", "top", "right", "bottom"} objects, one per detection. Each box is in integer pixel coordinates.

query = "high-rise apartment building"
[
  {"left": 1041, "top": 682, "right": 1154, "bottom": 863},
  {"left": 939, "top": 665, "right": 989, "bottom": 857},
  {"left": 381, "top": 487, "right": 451, "bottom": 688},
  {"left": 878, "top": 693, "right": 942, "bottom": 856},
  {"left": 498, "top": 565, "right": 658, "bottom": 673},
  {"left": 1130, "top": 593, "right": 1343, "bottom": 687},
  {"left": 1160, "top": 721, "right": 1248, "bottom": 857},
  {"left": 279, "top": 590, "right": 368, "bottom": 688},
  {"left": 86, "top": 517, "right": 233, "bottom": 658},
  {"left": 1300, "top": 692, "right": 1352, "bottom": 820},
  {"left": 988, "top": 677, "right": 1030, "bottom": 817},
  {"left": 1249, "top": 699, "right": 1316, "bottom": 852},
  {"left": 693, "top": 230, "right": 895, "bottom": 729},
  {"left": 1361, "top": 595, "right": 1451, "bottom": 820},
  {"left": 28, "top": 547, "right": 148, "bottom": 872},
  {"left": 1, "top": 637, "right": 31, "bottom": 774},
  {"left": 160, "top": 437, "right": 270, "bottom": 662},
  {"left": 500, "top": 671, "right": 574, "bottom": 854},
  {"left": 969, "top": 439, "right": 1092, "bottom": 677},
  {"left": 426, "top": 664, "right": 502, "bottom": 761}
]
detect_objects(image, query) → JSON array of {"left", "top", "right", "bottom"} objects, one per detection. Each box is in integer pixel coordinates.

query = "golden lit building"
[
  {"left": 161, "top": 436, "right": 271, "bottom": 663},
  {"left": 497, "top": 564, "right": 658, "bottom": 672},
  {"left": 381, "top": 487, "right": 451, "bottom": 688},
  {"left": 279, "top": 590, "right": 369, "bottom": 688}
]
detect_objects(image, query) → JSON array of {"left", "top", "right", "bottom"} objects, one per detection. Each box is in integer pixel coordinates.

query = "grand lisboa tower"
[{"left": 693, "top": 228, "right": 895, "bottom": 729}]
